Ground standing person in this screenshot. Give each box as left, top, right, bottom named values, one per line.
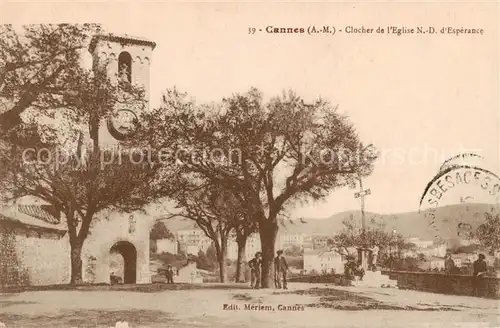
left=443, top=253, right=456, bottom=293
left=444, top=253, right=456, bottom=274
left=369, top=244, right=379, bottom=271
left=274, top=250, right=289, bottom=289
left=248, top=252, right=262, bottom=289
left=166, top=265, right=174, bottom=284
left=472, top=254, right=487, bottom=296
left=344, top=256, right=355, bottom=280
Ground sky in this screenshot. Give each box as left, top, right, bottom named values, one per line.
left=1, top=1, right=498, bottom=219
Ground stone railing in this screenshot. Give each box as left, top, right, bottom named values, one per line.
left=288, top=274, right=351, bottom=286
left=382, top=270, right=500, bottom=299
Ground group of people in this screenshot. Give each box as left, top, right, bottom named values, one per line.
left=248, top=250, right=289, bottom=289
left=344, top=256, right=365, bottom=280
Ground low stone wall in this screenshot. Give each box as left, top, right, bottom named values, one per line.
left=383, top=270, right=500, bottom=299
left=288, top=274, right=351, bottom=286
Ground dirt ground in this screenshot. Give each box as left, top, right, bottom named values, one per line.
left=0, top=283, right=498, bottom=328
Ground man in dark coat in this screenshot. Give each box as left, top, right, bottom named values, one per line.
left=472, top=253, right=487, bottom=296
left=274, top=250, right=289, bottom=289
left=166, top=265, right=175, bottom=284
left=444, top=253, right=456, bottom=274
left=248, top=252, right=262, bottom=289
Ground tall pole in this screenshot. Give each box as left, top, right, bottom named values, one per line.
left=354, top=174, right=371, bottom=270
left=359, top=176, right=366, bottom=245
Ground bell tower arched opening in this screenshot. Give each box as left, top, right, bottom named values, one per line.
left=118, top=51, right=132, bottom=83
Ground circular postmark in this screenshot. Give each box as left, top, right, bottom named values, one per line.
left=106, top=108, right=140, bottom=141
left=419, top=154, right=500, bottom=246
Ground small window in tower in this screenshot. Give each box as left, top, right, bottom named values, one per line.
left=118, top=51, right=132, bottom=83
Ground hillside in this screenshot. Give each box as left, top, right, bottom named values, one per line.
left=281, top=203, right=497, bottom=240
left=160, top=203, right=497, bottom=241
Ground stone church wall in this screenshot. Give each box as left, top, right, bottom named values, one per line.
left=15, top=233, right=70, bottom=285
left=0, top=230, right=70, bottom=286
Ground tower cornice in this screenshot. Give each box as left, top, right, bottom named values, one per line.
left=89, top=33, right=157, bottom=53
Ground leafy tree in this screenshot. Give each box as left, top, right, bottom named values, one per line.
left=165, top=180, right=236, bottom=283
left=150, top=221, right=174, bottom=241
left=284, top=244, right=303, bottom=257
left=139, top=88, right=376, bottom=288
left=157, top=252, right=186, bottom=266
left=206, top=244, right=218, bottom=263
left=453, top=244, right=479, bottom=254
left=149, top=221, right=174, bottom=255
left=0, top=24, right=102, bottom=134
left=286, top=256, right=304, bottom=269
left=475, top=212, right=500, bottom=255
left=226, top=194, right=258, bottom=283
left=0, top=25, right=168, bottom=284
left=196, top=250, right=209, bottom=270
left=332, top=216, right=415, bottom=261
left=149, top=240, right=157, bottom=254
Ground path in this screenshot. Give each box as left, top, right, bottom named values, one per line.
left=0, top=283, right=498, bottom=327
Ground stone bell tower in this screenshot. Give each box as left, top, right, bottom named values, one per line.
left=88, top=33, right=156, bottom=143
left=81, top=34, right=157, bottom=285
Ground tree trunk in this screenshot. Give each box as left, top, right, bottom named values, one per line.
left=218, top=235, right=228, bottom=283
left=259, top=220, right=278, bottom=288
left=235, top=234, right=248, bottom=283
left=70, top=241, right=84, bottom=285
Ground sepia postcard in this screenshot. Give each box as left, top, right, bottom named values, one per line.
left=0, top=1, right=498, bottom=328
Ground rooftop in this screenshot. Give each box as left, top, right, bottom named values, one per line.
left=17, top=204, right=60, bottom=224
left=0, top=211, right=66, bottom=235
left=89, top=33, right=157, bottom=53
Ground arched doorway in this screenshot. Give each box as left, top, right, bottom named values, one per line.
left=109, top=241, right=137, bottom=284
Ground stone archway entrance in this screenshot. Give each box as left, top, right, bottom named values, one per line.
left=109, top=241, right=137, bottom=284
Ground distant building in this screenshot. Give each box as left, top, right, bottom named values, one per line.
left=311, top=235, right=329, bottom=250
left=279, top=233, right=307, bottom=249
left=303, top=235, right=313, bottom=250
left=177, top=229, right=208, bottom=245
left=226, top=233, right=286, bottom=261
left=403, top=237, right=447, bottom=258
left=452, top=253, right=495, bottom=267
left=428, top=257, right=445, bottom=270
left=303, top=250, right=344, bottom=274
left=226, top=234, right=262, bottom=261
left=156, top=238, right=178, bottom=254
left=428, top=244, right=447, bottom=257
left=177, top=229, right=212, bottom=255
left=406, top=237, right=434, bottom=249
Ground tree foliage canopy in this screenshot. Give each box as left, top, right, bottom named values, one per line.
left=332, top=215, right=415, bottom=256
left=150, top=221, right=174, bottom=241
left=475, top=212, right=500, bottom=255
left=137, top=88, right=377, bottom=224
left=0, top=24, right=105, bottom=132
